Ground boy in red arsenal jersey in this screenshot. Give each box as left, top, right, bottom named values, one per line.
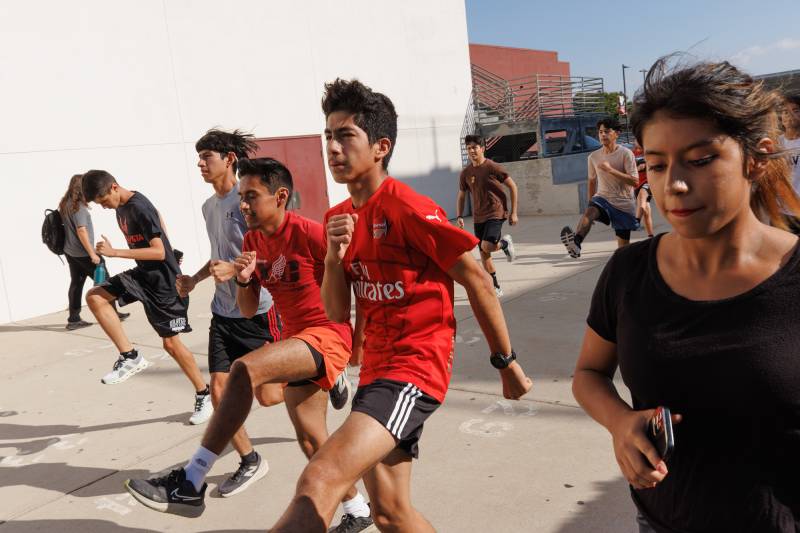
left=125, top=158, right=374, bottom=530
left=271, top=80, right=532, bottom=532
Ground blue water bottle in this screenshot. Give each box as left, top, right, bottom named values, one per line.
left=93, top=263, right=108, bottom=286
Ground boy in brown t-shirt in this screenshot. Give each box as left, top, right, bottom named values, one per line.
left=456, top=134, right=519, bottom=297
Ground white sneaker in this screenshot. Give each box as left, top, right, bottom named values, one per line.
left=501, top=234, right=516, bottom=262
left=495, top=286, right=504, bottom=298
left=189, top=392, right=213, bottom=425
left=101, top=353, right=149, bottom=384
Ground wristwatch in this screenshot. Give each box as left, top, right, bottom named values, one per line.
left=490, top=349, right=517, bottom=369
left=235, top=277, right=253, bottom=288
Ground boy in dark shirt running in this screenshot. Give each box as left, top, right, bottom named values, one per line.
left=82, top=170, right=211, bottom=425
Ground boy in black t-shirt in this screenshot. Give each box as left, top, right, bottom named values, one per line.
left=82, top=170, right=212, bottom=425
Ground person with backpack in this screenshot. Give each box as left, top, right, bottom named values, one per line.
left=58, top=174, right=129, bottom=330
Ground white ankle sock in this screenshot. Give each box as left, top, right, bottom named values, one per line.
left=342, top=492, right=370, bottom=518
left=184, top=446, right=218, bottom=491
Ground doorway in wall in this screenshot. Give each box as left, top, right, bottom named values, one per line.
left=253, top=135, right=329, bottom=222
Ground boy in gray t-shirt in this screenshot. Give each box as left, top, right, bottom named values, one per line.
left=561, top=119, right=640, bottom=258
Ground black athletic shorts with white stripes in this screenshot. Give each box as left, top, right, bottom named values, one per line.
left=351, top=379, right=440, bottom=459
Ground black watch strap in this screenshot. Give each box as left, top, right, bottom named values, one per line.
left=235, top=277, right=253, bottom=288
left=490, top=349, right=516, bottom=369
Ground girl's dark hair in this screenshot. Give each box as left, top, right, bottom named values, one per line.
left=631, top=56, right=800, bottom=227
left=195, top=128, right=258, bottom=173
left=321, top=79, right=398, bottom=170
left=59, top=174, right=86, bottom=216
left=237, top=157, right=293, bottom=197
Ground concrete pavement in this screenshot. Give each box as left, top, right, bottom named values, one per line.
left=0, top=212, right=667, bottom=532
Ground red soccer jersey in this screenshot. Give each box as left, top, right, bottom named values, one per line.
left=243, top=211, right=352, bottom=348
left=633, top=146, right=647, bottom=187
left=325, top=177, right=479, bottom=402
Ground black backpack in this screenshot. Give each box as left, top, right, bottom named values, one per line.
left=42, top=208, right=66, bottom=256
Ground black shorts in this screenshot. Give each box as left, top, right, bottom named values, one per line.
left=352, top=379, right=440, bottom=459
left=635, top=183, right=652, bottom=202
left=208, top=308, right=281, bottom=373
left=286, top=340, right=326, bottom=387
left=101, top=269, right=191, bottom=338
left=473, top=218, right=505, bottom=244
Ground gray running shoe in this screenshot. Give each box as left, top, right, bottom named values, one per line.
left=218, top=452, right=269, bottom=497
left=494, top=286, right=504, bottom=298
left=501, top=234, right=516, bottom=262
left=101, top=353, right=148, bottom=384
left=328, top=512, right=377, bottom=533
left=329, top=371, right=352, bottom=410
left=560, top=226, right=581, bottom=258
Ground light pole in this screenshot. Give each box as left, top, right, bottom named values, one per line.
left=639, top=68, right=647, bottom=84
left=622, top=64, right=630, bottom=137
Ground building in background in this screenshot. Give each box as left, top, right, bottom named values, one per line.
left=461, top=44, right=606, bottom=217
left=0, top=0, right=471, bottom=323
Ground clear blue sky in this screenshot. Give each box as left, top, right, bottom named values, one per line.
left=465, top=0, right=799, bottom=96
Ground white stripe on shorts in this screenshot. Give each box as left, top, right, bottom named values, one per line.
left=395, top=388, right=422, bottom=437
left=386, top=383, right=421, bottom=438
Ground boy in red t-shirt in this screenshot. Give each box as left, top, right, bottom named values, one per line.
left=271, top=79, right=533, bottom=532
left=633, top=141, right=654, bottom=238
left=125, top=158, right=374, bottom=530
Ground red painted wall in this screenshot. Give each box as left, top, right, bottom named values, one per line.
left=253, top=135, right=329, bottom=223
left=469, top=44, right=570, bottom=80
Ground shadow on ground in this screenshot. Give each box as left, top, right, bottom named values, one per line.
left=555, top=477, right=636, bottom=533
left=0, top=519, right=261, bottom=532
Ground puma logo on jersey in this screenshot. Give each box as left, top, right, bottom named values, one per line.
left=425, top=210, right=442, bottom=222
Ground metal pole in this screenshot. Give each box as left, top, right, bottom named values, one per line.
left=639, top=69, right=647, bottom=84
left=622, top=64, right=630, bottom=138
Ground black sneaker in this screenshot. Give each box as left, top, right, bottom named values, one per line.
left=328, top=512, right=376, bottom=533
left=218, top=452, right=269, bottom=497
left=125, top=468, right=206, bottom=513
left=117, top=311, right=131, bottom=321
left=66, top=320, right=92, bottom=331
left=560, top=226, right=581, bottom=258
left=329, top=371, right=351, bottom=410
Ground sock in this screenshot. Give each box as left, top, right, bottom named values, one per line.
left=499, top=239, right=508, bottom=251
left=489, top=272, right=500, bottom=289
left=120, top=349, right=138, bottom=360
left=241, top=449, right=258, bottom=464
left=184, top=446, right=218, bottom=491
left=196, top=385, right=210, bottom=396
left=574, top=234, right=584, bottom=246
left=342, top=492, right=371, bottom=518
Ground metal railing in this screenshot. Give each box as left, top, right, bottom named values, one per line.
left=470, top=65, right=606, bottom=128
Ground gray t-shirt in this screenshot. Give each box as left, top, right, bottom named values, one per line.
left=588, top=145, right=638, bottom=214
left=202, top=183, right=272, bottom=318
left=62, top=201, right=93, bottom=257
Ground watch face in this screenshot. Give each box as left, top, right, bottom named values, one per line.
left=490, top=353, right=507, bottom=369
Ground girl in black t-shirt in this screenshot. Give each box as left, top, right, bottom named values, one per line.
left=573, top=57, right=800, bottom=533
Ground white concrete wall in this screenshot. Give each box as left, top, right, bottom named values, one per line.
left=0, top=0, right=472, bottom=323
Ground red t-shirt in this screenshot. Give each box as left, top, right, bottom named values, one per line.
left=325, top=177, right=479, bottom=402
left=242, top=211, right=352, bottom=348
left=633, top=146, right=647, bottom=187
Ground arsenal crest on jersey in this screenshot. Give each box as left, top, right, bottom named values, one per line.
left=372, top=218, right=388, bottom=238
